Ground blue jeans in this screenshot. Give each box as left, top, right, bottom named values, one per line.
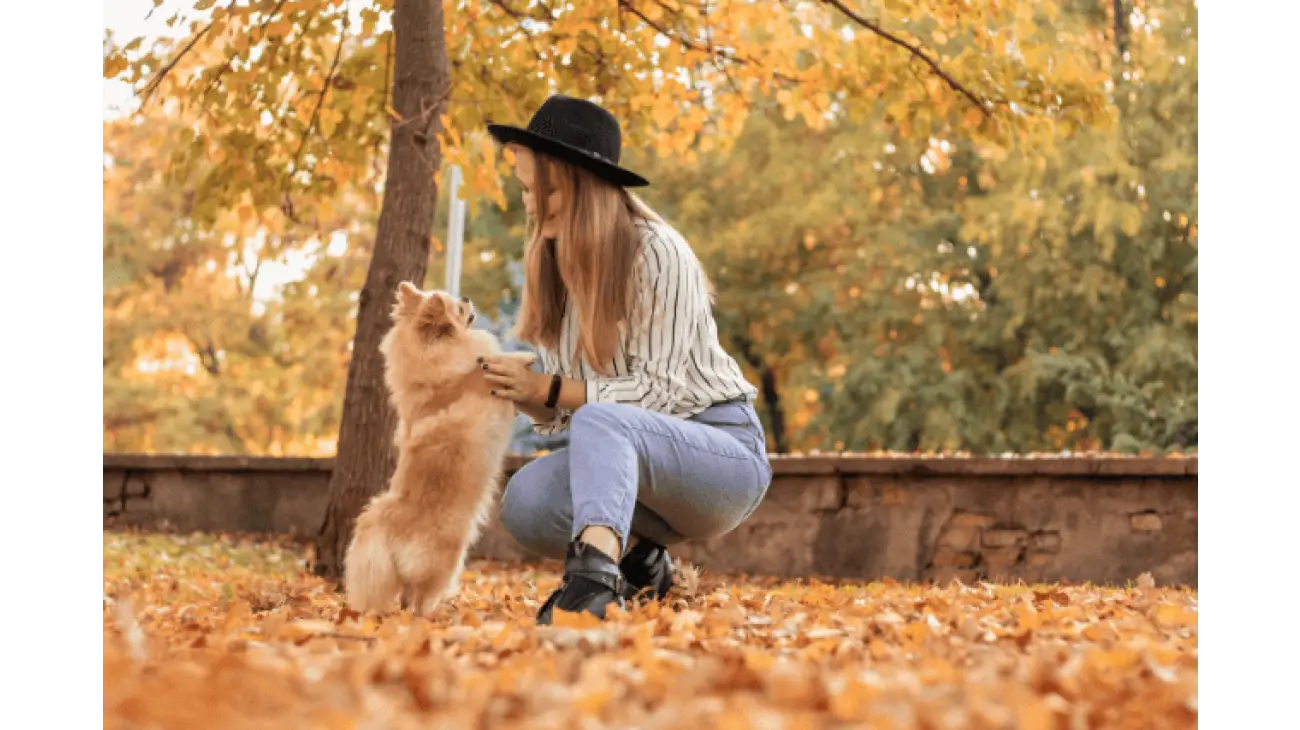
left=499, top=401, right=773, bottom=558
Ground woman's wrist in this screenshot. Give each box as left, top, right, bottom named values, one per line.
left=541, top=373, right=563, bottom=409
left=555, top=376, right=587, bottom=411
left=516, top=400, right=558, bottom=423
left=531, top=373, right=588, bottom=411
left=529, top=371, right=554, bottom=406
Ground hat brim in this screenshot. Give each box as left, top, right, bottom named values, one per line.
left=487, top=124, right=650, bottom=188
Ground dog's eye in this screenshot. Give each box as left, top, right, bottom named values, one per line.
left=457, top=304, right=464, bottom=316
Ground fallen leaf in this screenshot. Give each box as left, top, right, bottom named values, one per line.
left=103, top=531, right=1198, bottom=729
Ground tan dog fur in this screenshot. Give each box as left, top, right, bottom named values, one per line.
left=344, top=282, right=527, bottom=616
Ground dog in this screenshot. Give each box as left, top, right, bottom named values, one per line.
left=344, top=282, right=526, bottom=616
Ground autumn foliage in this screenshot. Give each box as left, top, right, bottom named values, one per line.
left=103, top=0, right=1197, bottom=458
left=104, top=531, right=1197, bottom=729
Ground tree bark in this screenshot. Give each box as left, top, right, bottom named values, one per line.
left=1112, top=0, right=1129, bottom=60
left=313, top=0, right=450, bottom=580
left=757, top=366, right=789, bottom=454
left=734, top=335, right=789, bottom=454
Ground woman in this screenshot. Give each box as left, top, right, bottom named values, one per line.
left=479, top=95, right=772, bottom=624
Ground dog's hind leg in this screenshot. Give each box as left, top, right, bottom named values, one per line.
left=399, top=541, right=472, bottom=618
left=446, top=560, right=465, bottom=598
left=344, top=509, right=401, bottom=614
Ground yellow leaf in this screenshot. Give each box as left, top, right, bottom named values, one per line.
left=1121, top=206, right=1143, bottom=237
left=551, top=608, right=603, bottom=630
left=1155, top=604, right=1197, bottom=627
left=651, top=99, right=676, bottom=130
left=320, top=109, right=341, bottom=138
left=222, top=599, right=251, bottom=634
left=1016, top=697, right=1057, bottom=730
left=1013, top=602, right=1041, bottom=631
left=572, top=686, right=612, bottom=715
left=103, top=54, right=128, bottom=79
left=744, top=650, right=776, bottom=672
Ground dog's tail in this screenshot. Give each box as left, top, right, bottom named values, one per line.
left=343, top=510, right=400, bottom=613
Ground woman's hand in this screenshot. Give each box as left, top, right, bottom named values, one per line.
left=479, top=353, right=549, bottom=404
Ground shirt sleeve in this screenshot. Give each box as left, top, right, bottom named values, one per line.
left=584, top=228, right=705, bottom=413
left=531, top=407, right=572, bottom=435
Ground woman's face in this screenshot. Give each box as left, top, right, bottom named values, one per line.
left=510, top=145, right=564, bottom=234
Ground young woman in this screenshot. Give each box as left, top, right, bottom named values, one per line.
left=479, top=95, right=772, bottom=624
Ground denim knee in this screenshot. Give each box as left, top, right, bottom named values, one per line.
left=570, top=401, right=636, bottom=432
left=499, top=471, right=569, bottom=559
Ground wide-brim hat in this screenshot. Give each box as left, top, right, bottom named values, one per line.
left=487, top=95, right=650, bottom=188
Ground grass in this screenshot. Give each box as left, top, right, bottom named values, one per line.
left=104, top=530, right=1197, bottom=729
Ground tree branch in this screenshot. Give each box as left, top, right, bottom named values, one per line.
left=618, top=0, right=798, bottom=86
left=143, top=0, right=276, bottom=106
left=183, top=332, right=223, bottom=376
left=819, top=0, right=991, bottom=118
left=284, top=13, right=349, bottom=223
left=142, top=18, right=219, bottom=106
left=371, top=31, right=395, bottom=185
left=246, top=253, right=264, bottom=299
left=486, top=0, right=550, bottom=70
left=198, top=0, right=291, bottom=100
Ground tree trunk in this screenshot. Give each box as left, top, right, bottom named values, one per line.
left=734, top=335, right=789, bottom=454
left=1112, top=0, right=1129, bottom=60
left=313, top=0, right=450, bottom=580
left=757, top=366, right=789, bottom=454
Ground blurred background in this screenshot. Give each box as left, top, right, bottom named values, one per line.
left=103, top=0, right=1197, bottom=459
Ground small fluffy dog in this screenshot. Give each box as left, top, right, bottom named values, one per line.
left=344, top=282, right=525, bottom=616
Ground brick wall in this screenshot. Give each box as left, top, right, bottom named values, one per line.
left=103, top=454, right=1197, bottom=587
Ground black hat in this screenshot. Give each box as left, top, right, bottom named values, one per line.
left=487, top=95, right=650, bottom=188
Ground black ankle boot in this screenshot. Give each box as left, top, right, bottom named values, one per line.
left=619, top=540, right=674, bottom=602
left=536, top=541, right=626, bottom=625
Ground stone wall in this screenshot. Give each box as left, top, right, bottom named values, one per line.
left=104, top=454, right=1198, bottom=587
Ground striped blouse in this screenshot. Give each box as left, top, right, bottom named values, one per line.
left=532, top=219, right=758, bottom=435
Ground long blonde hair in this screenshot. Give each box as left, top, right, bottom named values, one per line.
left=514, top=151, right=662, bottom=375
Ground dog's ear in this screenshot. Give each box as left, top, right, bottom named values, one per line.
left=392, top=281, right=423, bottom=321
left=416, top=295, right=457, bottom=339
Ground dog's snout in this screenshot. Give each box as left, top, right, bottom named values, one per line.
left=460, top=296, right=469, bottom=303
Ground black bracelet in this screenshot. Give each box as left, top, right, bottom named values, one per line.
left=544, top=374, right=563, bottom=409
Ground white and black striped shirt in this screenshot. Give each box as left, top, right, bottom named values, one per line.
left=533, top=219, right=758, bottom=435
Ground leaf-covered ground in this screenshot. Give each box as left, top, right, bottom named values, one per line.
left=104, top=531, right=1197, bottom=729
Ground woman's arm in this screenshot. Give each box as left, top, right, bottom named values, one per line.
left=481, top=228, right=704, bottom=416
left=479, top=361, right=587, bottom=413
